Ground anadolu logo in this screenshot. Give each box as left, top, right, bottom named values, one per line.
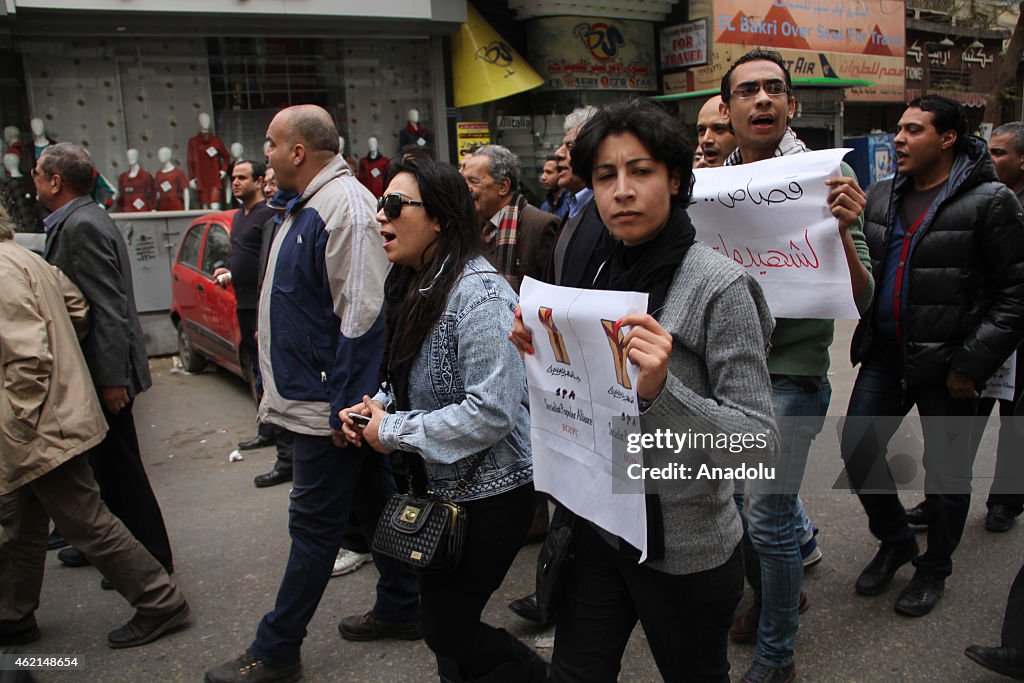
left=475, top=41, right=516, bottom=77
left=574, top=23, right=625, bottom=62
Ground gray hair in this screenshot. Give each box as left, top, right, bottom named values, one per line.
left=40, top=142, right=95, bottom=195
left=471, top=145, right=521, bottom=191
left=993, top=122, right=1024, bottom=155
left=564, top=106, right=598, bottom=133
left=0, top=204, right=14, bottom=241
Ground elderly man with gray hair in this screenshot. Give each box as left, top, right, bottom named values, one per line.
left=462, top=144, right=559, bottom=292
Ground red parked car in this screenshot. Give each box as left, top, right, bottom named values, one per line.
left=169, top=211, right=254, bottom=395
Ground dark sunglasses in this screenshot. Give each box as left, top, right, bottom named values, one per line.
left=377, top=193, right=424, bottom=220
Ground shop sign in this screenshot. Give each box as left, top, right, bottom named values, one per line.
left=678, top=0, right=905, bottom=102
left=496, top=115, right=532, bottom=131
left=456, top=122, right=491, bottom=158
left=526, top=16, right=656, bottom=91
left=11, top=0, right=453, bottom=19
left=661, top=19, right=708, bottom=69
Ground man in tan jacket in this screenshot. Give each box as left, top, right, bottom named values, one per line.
left=0, top=206, right=190, bottom=649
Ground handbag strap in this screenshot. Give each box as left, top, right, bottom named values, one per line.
left=405, top=449, right=489, bottom=501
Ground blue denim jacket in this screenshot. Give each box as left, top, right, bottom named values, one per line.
left=375, top=256, right=533, bottom=502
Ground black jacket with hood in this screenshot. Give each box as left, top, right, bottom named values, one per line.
left=852, top=135, right=1024, bottom=389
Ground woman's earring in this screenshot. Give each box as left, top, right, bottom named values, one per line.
left=434, top=224, right=442, bottom=234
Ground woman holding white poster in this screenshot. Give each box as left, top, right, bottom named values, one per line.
left=514, top=99, right=780, bottom=682
left=338, top=157, right=544, bottom=682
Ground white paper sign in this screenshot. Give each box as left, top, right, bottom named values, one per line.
left=983, top=352, right=1017, bottom=401
left=132, top=198, right=145, bottom=210
left=690, top=148, right=858, bottom=319
left=370, top=167, right=381, bottom=178
left=206, top=146, right=218, bottom=158
left=160, top=180, right=173, bottom=192
left=520, top=277, right=650, bottom=560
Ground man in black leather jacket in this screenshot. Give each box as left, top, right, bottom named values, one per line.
left=841, top=95, right=1024, bottom=618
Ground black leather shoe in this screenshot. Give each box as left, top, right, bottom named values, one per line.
left=47, top=530, right=68, bottom=551
left=904, top=500, right=929, bottom=528
left=986, top=504, right=1019, bottom=533
left=740, top=661, right=796, bottom=683
left=855, top=539, right=918, bottom=596
left=238, top=435, right=275, bottom=451
left=57, top=546, right=90, bottom=567
left=0, top=617, right=41, bottom=646
left=107, top=601, right=191, bottom=648
left=254, top=468, right=293, bottom=488
left=205, top=651, right=302, bottom=683
left=508, top=593, right=554, bottom=624
left=337, top=611, right=422, bottom=642
left=894, top=570, right=944, bottom=617
left=965, top=645, right=1024, bottom=680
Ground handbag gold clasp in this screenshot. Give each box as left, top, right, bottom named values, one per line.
left=401, top=505, right=420, bottom=523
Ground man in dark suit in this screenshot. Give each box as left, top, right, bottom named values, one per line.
left=544, top=105, right=614, bottom=289
left=35, top=142, right=173, bottom=577
left=462, top=145, right=558, bottom=293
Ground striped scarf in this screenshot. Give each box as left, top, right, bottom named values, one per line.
left=493, top=193, right=527, bottom=277
left=723, top=126, right=809, bottom=166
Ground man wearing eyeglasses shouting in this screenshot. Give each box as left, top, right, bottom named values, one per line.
left=206, top=105, right=419, bottom=683
left=719, top=49, right=873, bottom=683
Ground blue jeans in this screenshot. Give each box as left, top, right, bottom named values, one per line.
left=250, top=434, right=419, bottom=666
left=840, top=347, right=975, bottom=579
left=746, top=375, right=830, bottom=668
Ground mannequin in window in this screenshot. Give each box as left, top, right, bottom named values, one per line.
left=155, top=147, right=190, bottom=211
left=398, top=108, right=431, bottom=152
left=338, top=135, right=357, bottom=171
left=4, top=125, right=32, bottom=179
left=0, top=152, right=41, bottom=232
left=117, top=148, right=156, bottom=212
left=356, top=136, right=389, bottom=198
left=186, top=112, right=228, bottom=209
left=30, top=118, right=56, bottom=164
left=225, top=142, right=244, bottom=208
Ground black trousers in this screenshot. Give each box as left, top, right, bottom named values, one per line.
left=419, top=483, right=537, bottom=680
left=550, top=522, right=743, bottom=683
left=239, top=307, right=294, bottom=470
left=973, top=395, right=1024, bottom=513
left=1003, top=561, right=1024, bottom=648
left=88, top=399, right=173, bottom=570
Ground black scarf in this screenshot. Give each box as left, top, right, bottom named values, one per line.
left=593, top=203, right=696, bottom=562
left=593, top=204, right=696, bottom=315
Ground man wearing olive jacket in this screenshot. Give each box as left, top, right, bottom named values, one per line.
left=842, top=95, right=1024, bottom=618
left=0, top=209, right=188, bottom=649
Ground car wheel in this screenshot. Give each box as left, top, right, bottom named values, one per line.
left=178, top=325, right=207, bottom=373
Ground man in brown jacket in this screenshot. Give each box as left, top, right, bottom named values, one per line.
left=0, top=207, right=189, bottom=649
left=462, top=145, right=559, bottom=292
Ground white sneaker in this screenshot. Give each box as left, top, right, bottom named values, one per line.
left=332, top=549, right=372, bottom=577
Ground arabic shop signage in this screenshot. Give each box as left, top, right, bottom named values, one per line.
left=674, top=0, right=906, bottom=103
left=526, top=16, right=657, bottom=91
left=661, top=18, right=709, bottom=69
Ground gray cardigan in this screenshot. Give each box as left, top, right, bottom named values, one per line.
left=598, top=242, right=779, bottom=575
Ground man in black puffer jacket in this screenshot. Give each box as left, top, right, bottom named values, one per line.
left=841, top=95, right=1024, bottom=619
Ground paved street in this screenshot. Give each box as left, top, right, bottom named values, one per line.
left=23, top=321, right=1023, bottom=682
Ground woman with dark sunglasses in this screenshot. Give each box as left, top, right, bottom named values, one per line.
left=339, top=157, right=545, bottom=682
left=511, top=99, right=779, bottom=681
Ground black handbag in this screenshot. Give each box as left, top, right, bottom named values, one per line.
left=534, top=503, right=576, bottom=622
left=372, top=450, right=487, bottom=573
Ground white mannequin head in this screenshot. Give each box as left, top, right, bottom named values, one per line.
left=3, top=153, right=20, bottom=177
left=230, top=142, right=243, bottom=159
left=198, top=112, right=211, bottom=132
left=263, top=140, right=271, bottom=158
left=30, top=118, right=46, bottom=138
left=126, top=148, right=140, bottom=166
left=338, top=136, right=346, bottom=156
left=368, top=136, right=379, bottom=154
left=3, top=126, right=18, bottom=145
left=157, top=147, right=172, bottom=164
left=408, top=109, right=420, bottom=124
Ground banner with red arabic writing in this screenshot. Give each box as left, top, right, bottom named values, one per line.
left=526, top=16, right=656, bottom=91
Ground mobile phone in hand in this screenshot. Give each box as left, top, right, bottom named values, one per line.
left=346, top=412, right=371, bottom=427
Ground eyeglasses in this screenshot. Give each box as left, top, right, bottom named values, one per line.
left=731, top=80, right=789, bottom=99
left=377, top=193, right=424, bottom=220
left=30, top=168, right=44, bottom=178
